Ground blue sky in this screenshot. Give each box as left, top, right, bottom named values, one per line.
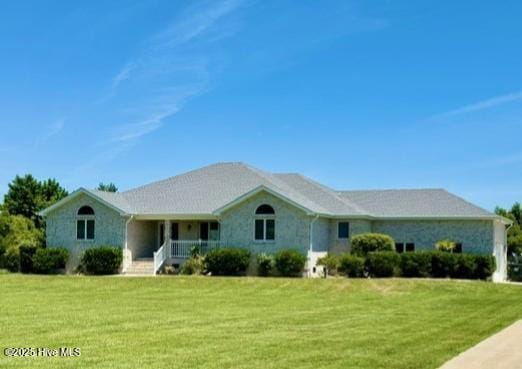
left=0, top=0, right=521, bottom=211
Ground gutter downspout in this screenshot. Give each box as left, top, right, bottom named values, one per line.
left=504, top=222, right=513, bottom=281
left=308, top=215, right=319, bottom=277
left=123, top=215, right=134, bottom=273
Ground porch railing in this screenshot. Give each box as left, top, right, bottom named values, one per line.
left=170, top=240, right=222, bottom=259
left=153, top=241, right=168, bottom=275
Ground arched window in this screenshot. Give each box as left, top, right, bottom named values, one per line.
left=254, top=204, right=275, bottom=241
left=255, top=204, right=275, bottom=215
left=77, top=206, right=95, bottom=240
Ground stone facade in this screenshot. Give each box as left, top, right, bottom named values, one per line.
left=45, top=193, right=127, bottom=271
left=220, top=191, right=311, bottom=255
left=372, top=219, right=494, bottom=254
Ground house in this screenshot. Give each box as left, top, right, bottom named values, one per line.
left=40, top=162, right=511, bottom=280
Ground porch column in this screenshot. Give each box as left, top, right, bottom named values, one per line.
left=164, top=220, right=171, bottom=244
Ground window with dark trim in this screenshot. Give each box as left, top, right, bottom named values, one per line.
left=338, top=222, right=349, bottom=239
left=396, top=243, right=415, bottom=253
left=254, top=205, right=275, bottom=241
left=405, top=243, right=415, bottom=252
left=77, top=206, right=95, bottom=240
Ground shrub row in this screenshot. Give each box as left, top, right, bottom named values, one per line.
left=180, top=248, right=307, bottom=277
left=0, top=245, right=69, bottom=274
left=323, top=251, right=496, bottom=280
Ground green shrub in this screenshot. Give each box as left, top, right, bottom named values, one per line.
left=508, top=259, right=522, bottom=282
left=256, top=253, right=274, bottom=277
left=317, top=254, right=340, bottom=276
left=452, top=254, right=477, bottom=279
left=0, top=248, right=19, bottom=272
left=32, top=247, right=69, bottom=274
left=400, top=252, right=432, bottom=278
left=365, top=251, right=400, bottom=278
left=274, top=249, right=306, bottom=277
left=474, top=255, right=496, bottom=280
left=431, top=251, right=457, bottom=278
left=435, top=239, right=457, bottom=252
left=81, top=246, right=122, bottom=275
left=205, top=248, right=251, bottom=276
left=19, top=245, right=38, bottom=273
left=180, top=256, right=204, bottom=275
left=351, top=233, right=395, bottom=256
left=338, top=254, right=365, bottom=277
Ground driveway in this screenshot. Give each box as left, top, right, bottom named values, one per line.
left=439, top=320, right=522, bottom=369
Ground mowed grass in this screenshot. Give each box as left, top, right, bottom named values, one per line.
left=0, top=275, right=521, bottom=369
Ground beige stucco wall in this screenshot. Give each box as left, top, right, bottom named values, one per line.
left=220, top=191, right=311, bottom=255
left=127, top=220, right=157, bottom=258
left=45, top=193, right=126, bottom=271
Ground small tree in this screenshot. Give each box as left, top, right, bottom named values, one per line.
left=97, top=183, right=118, bottom=192
left=351, top=233, right=395, bottom=256
left=435, top=239, right=457, bottom=253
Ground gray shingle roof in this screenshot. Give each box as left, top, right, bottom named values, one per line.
left=46, top=162, right=498, bottom=220
left=338, top=189, right=494, bottom=218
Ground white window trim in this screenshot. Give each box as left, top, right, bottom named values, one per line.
left=337, top=221, right=350, bottom=240
left=253, top=216, right=275, bottom=243
left=76, top=216, right=95, bottom=241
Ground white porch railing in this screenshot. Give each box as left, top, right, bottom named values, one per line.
left=153, top=241, right=168, bottom=275
left=170, top=240, right=222, bottom=259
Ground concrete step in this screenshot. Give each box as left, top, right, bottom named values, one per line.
left=125, top=260, right=155, bottom=276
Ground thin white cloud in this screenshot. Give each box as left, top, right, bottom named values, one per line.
left=101, top=0, right=244, bottom=147
left=430, top=90, right=522, bottom=119
left=34, top=118, right=66, bottom=149
left=151, top=0, right=244, bottom=50
left=112, top=62, right=136, bottom=89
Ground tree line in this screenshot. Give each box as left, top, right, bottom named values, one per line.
left=494, top=203, right=522, bottom=256
left=0, top=175, right=117, bottom=265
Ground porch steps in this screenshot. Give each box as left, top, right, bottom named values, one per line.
left=125, top=258, right=155, bottom=276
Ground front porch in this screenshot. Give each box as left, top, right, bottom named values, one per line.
left=124, top=219, right=224, bottom=275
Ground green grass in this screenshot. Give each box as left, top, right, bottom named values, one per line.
left=0, top=275, right=521, bottom=369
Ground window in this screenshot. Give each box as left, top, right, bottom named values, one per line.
left=255, top=204, right=275, bottom=215
left=338, top=222, right=349, bottom=239
left=199, top=222, right=220, bottom=241
left=396, top=243, right=415, bottom=253
left=454, top=243, right=463, bottom=253
left=171, top=223, right=179, bottom=241
left=254, top=205, right=275, bottom=241
left=405, top=243, right=415, bottom=252
left=77, top=206, right=95, bottom=240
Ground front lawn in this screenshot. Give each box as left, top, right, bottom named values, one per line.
left=0, top=275, right=521, bottom=369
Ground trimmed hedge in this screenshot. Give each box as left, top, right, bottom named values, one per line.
left=81, top=246, right=122, bottom=275
left=351, top=233, right=395, bottom=256
left=32, top=247, right=69, bottom=274
left=19, top=245, right=38, bottom=273
left=274, top=249, right=306, bottom=277
left=256, top=253, right=274, bottom=277
left=338, top=254, right=365, bottom=277
left=474, top=255, right=496, bottom=280
left=400, top=252, right=432, bottom=278
left=365, top=251, right=400, bottom=278
left=205, top=248, right=251, bottom=276
left=317, top=254, right=340, bottom=276
left=431, top=251, right=458, bottom=278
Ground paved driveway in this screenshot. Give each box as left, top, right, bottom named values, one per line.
left=439, top=320, right=522, bottom=369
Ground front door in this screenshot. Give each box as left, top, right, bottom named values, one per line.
left=159, top=223, right=165, bottom=247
